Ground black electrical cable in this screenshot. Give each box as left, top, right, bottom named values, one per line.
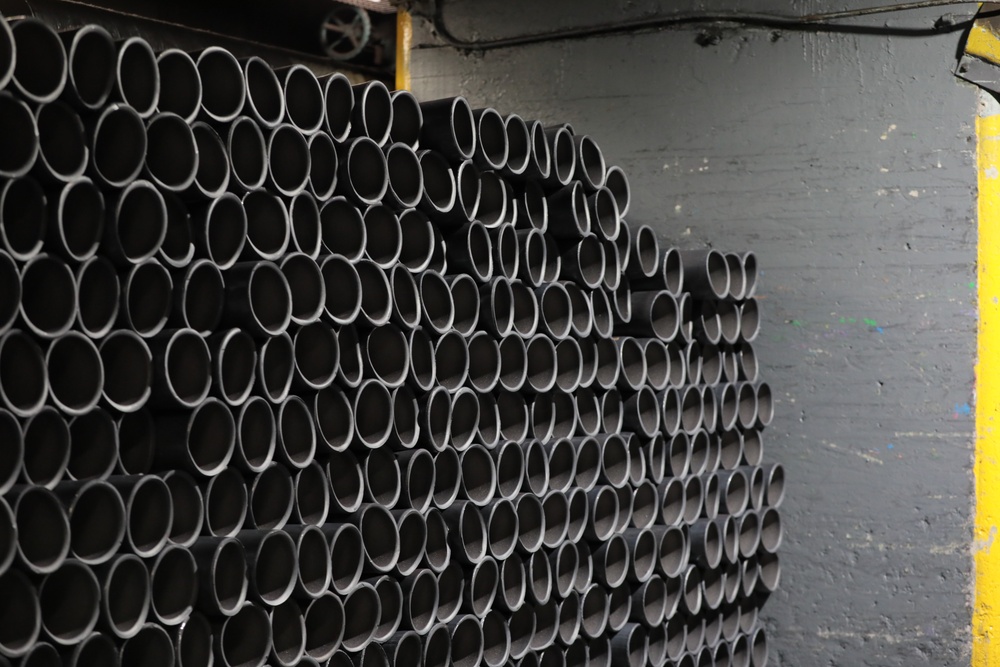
left=418, top=0, right=990, bottom=51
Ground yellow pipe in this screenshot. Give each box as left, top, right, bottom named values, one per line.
left=395, top=10, right=412, bottom=91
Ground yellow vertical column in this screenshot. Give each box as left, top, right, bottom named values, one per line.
left=395, top=10, right=412, bottom=91
left=975, top=110, right=1000, bottom=666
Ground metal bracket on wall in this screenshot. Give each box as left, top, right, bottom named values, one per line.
left=956, top=3, right=1000, bottom=94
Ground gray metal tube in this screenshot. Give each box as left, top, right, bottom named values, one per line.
left=0, top=569, right=40, bottom=657
left=680, top=565, right=702, bottom=616
left=630, top=480, right=658, bottom=530
left=530, top=598, right=559, bottom=650
left=525, top=335, right=558, bottom=394
left=473, top=107, right=509, bottom=170
left=42, top=333, right=101, bottom=418
left=390, top=89, right=422, bottom=149
left=88, top=104, right=148, bottom=186
left=152, top=397, right=235, bottom=477
left=759, top=507, right=783, bottom=554
left=319, top=198, right=365, bottom=261
left=420, top=96, right=475, bottom=161
left=625, top=224, right=659, bottom=281
left=19, top=254, right=76, bottom=340
left=265, top=123, right=312, bottom=197
left=384, top=143, right=423, bottom=211
left=104, top=180, right=168, bottom=266
left=679, top=249, right=730, bottom=300
left=657, top=469, right=686, bottom=525
left=190, top=537, right=247, bottom=617
left=318, top=72, right=353, bottom=142
left=483, top=498, right=518, bottom=560
left=397, top=449, right=434, bottom=512
left=0, top=252, right=18, bottom=337
left=510, top=281, right=544, bottom=339
left=350, top=80, right=392, bottom=146
left=173, top=612, right=212, bottom=667
left=225, top=115, right=267, bottom=195
left=240, top=190, right=290, bottom=261
left=156, top=48, right=201, bottom=123
left=247, top=463, right=294, bottom=530
left=213, top=603, right=271, bottom=667
left=515, top=493, right=545, bottom=554
left=157, top=196, right=202, bottom=266
left=163, top=471, right=203, bottom=548
left=610, top=624, right=646, bottom=667
left=221, top=260, right=292, bottom=336
left=498, top=391, right=530, bottom=444
left=531, top=394, right=556, bottom=443
left=584, top=486, right=619, bottom=542
left=459, top=441, right=495, bottom=504
left=275, top=396, right=316, bottom=470
left=575, top=390, right=601, bottom=442
left=193, top=46, right=245, bottom=124
left=479, top=276, right=514, bottom=338
left=557, top=590, right=582, bottom=646
left=234, top=396, right=276, bottom=473
left=496, top=552, right=526, bottom=613
left=421, top=389, right=452, bottom=454
left=444, top=501, right=488, bottom=566
left=682, top=474, right=704, bottom=526
left=545, top=438, right=578, bottom=495
left=236, top=528, right=297, bottom=607
left=319, top=256, right=361, bottom=329
left=541, top=491, right=570, bottom=550
left=417, top=149, right=456, bottom=216
left=320, top=523, right=362, bottom=596
left=322, top=453, right=364, bottom=514
left=449, top=615, right=485, bottom=667
left=501, top=113, right=531, bottom=177
left=66, top=631, right=119, bottom=667
left=11, top=18, right=67, bottom=104
left=420, top=269, right=455, bottom=335
left=338, top=137, right=388, bottom=206
left=281, top=254, right=325, bottom=327
left=363, top=205, right=402, bottom=269
left=559, top=234, right=605, bottom=291
left=119, top=258, right=172, bottom=338
left=481, top=611, right=512, bottom=667
left=595, top=434, right=629, bottom=489
left=301, top=594, right=343, bottom=662
left=612, top=486, right=633, bottom=534
left=0, top=496, right=12, bottom=575
left=21, top=406, right=72, bottom=489
left=653, top=525, right=689, bottom=579
left=629, top=576, right=667, bottom=627
left=489, top=440, right=524, bottom=500
left=120, top=623, right=175, bottom=667
left=447, top=274, right=481, bottom=336
left=361, top=324, right=409, bottom=389
left=209, top=328, right=257, bottom=407
left=268, top=599, right=305, bottom=667
left=202, top=468, right=248, bottom=538
left=110, top=37, right=159, bottom=118
left=507, top=606, right=536, bottom=661
left=61, top=24, right=113, bottom=111
left=191, top=193, right=245, bottom=270
left=0, top=92, right=38, bottom=180
left=476, top=392, right=504, bottom=448
left=461, top=557, right=499, bottom=618
left=340, top=582, right=380, bottom=652
left=362, top=448, right=402, bottom=508
left=435, top=330, right=470, bottom=392
left=143, top=112, right=197, bottom=193
left=389, top=510, right=425, bottom=578
left=173, top=259, right=224, bottom=334
left=397, top=208, right=434, bottom=273
left=10, top=486, right=68, bottom=574
left=58, top=480, right=126, bottom=566
left=491, top=222, right=520, bottom=280
left=436, top=562, right=464, bottom=624
left=366, top=575, right=403, bottom=642
left=398, top=570, right=438, bottom=634
left=593, top=533, right=628, bottom=589
left=33, top=101, right=87, bottom=183
left=351, top=379, right=393, bottom=449
left=150, top=545, right=197, bottom=626
left=447, top=221, right=494, bottom=283
left=622, top=386, right=660, bottom=439
left=109, top=475, right=173, bottom=559
left=39, top=560, right=100, bottom=645
left=354, top=259, right=393, bottom=327
left=701, top=472, right=721, bottom=521
left=182, top=121, right=230, bottom=201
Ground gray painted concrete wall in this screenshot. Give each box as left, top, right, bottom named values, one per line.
left=410, top=3, right=979, bottom=663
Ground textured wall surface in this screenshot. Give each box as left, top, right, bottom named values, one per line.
left=410, top=3, right=980, bottom=663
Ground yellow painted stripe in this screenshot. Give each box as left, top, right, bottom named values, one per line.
left=968, top=21, right=1000, bottom=67
left=976, top=112, right=1000, bottom=666
left=395, top=10, right=412, bottom=91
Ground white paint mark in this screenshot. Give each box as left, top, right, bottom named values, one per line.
left=908, top=190, right=920, bottom=198
left=986, top=166, right=999, bottom=180
left=674, top=204, right=682, bottom=213
left=879, top=167, right=889, bottom=173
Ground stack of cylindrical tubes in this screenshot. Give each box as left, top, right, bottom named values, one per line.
left=0, top=12, right=783, bottom=667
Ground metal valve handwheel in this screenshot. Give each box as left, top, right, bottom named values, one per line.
left=322, top=4, right=372, bottom=60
